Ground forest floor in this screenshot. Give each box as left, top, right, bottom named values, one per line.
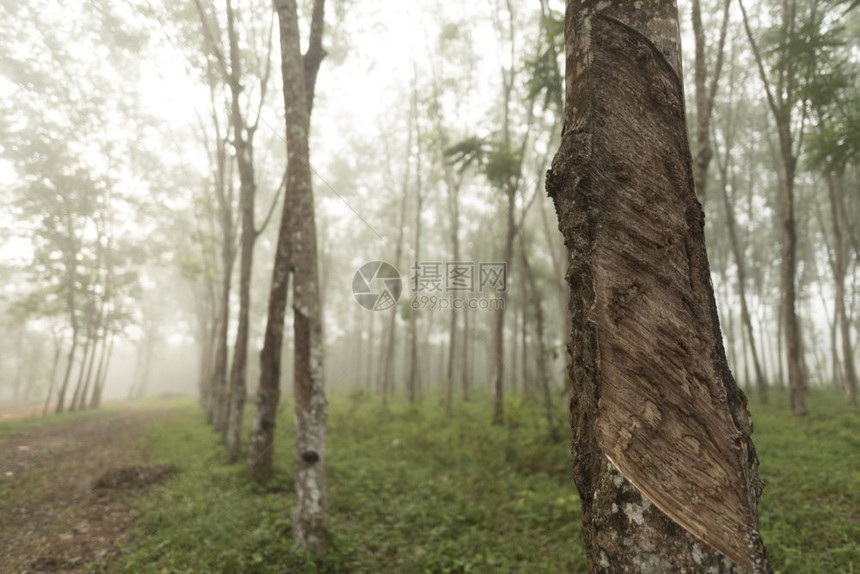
left=0, top=391, right=857, bottom=573
left=0, top=401, right=178, bottom=573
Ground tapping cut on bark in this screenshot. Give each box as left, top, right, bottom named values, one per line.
left=546, top=1, right=771, bottom=572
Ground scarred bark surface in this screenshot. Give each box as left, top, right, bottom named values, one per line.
left=547, top=1, right=771, bottom=572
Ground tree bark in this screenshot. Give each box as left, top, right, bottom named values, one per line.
left=827, top=175, right=857, bottom=405
left=547, top=1, right=771, bottom=571
left=249, top=0, right=327, bottom=553
left=275, top=0, right=326, bottom=550
left=223, top=0, right=274, bottom=461
left=247, top=0, right=324, bottom=482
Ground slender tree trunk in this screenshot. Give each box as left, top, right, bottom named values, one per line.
left=224, top=142, right=256, bottom=459
left=739, top=0, right=806, bottom=415
left=519, top=233, right=559, bottom=438
left=381, top=130, right=412, bottom=404
left=776, top=296, right=785, bottom=389
left=547, top=2, right=770, bottom=571
left=781, top=167, right=807, bottom=414
left=275, top=0, right=326, bottom=549
left=540, top=198, right=572, bottom=388
left=223, top=0, right=270, bottom=461
left=444, top=216, right=460, bottom=415
left=250, top=0, right=328, bottom=552
left=247, top=246, right=290, bottom=480
left=511, top=295, right=519, bottom=394
left=740, top=308, right=751, bottom=391
left=69, top=329, right=93, bottom=412
left=248, top=0, right=325, bottom=482
left=77, top=333, right=101, bottom=411
left=90, top=333, right=114, bottom=408
left=721, top=281, right=737, bottom=374
left=461, top=308, right=471, bottom=401
left=720, top=176, right=768, bottom=402
left=43, top=334, right=64, bottom=416
left=520, top=290, right=529, bottom=395
left=828, top=301, right=842, bottom=389
left=407, top=94, right=423, bottom=405
left=364, top=310, right=375, bottom=391
left=490, top=190, right=514, bottom=424
left=828, top=176, right=857, bottom=405
left=205, top=108, right=236, bottom=430
left=211, top=227, right=234, bottom=428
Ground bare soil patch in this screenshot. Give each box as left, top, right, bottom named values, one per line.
left=0, top=409, right=171, bottom=573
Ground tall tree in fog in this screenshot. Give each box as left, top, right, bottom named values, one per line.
left=380, top=111, right=414, bottom=405
left=197, top=77, right=237, bottom=426
left=272, top=0, right=327, bottom=549
left=826, top=175, right=858, bottom=405
left=713, top=52, right=769, bottom=403
left=805, top=13, right=860, bottom=404
left=547, top=0, right=770, bottom=570
left=193, top=0, right=275, bottom=458
left=739, top=0, right=812, bottom=415
left=247, top=3, right=327, bottom=551
left=406, top=85, right=425, bottom=405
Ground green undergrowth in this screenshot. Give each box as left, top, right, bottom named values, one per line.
left=104, top=390, right=856, bottom=573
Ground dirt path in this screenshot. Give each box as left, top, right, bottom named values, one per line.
left=0, top=408, right=173, bottom=573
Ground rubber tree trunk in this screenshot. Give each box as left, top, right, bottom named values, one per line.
left=275, top=0, right=326, bottom=550
left=827, top=175, right=857, bottom=405
left=546, top=1, right=771, bottom=571
left=739, top=0, right=806, bottom=416
left=247, top=0, right=324, bottom=484
left=443, top=186, right=460, bottom=415
left=250, top=0, right=328, bottom=552
left=69, top=329, right=92, bottom=412
left=489, top=189, right=514, bottom=425
left=518, top=233, right=559, bottom=439
left=43, top=335, right=63, bottom=416
left=90, top=334, right=114, bottom=408
left=211, top=224, right=234, bottom=428
left=462, top=308, right=471, bottom=400
left=720, top=174, right=767, bottom=403
left=224, top=0, right=262, bottom=462
left=406, top=95, right=423, bottom=405
left=381, top=146, right=410, bottom=404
